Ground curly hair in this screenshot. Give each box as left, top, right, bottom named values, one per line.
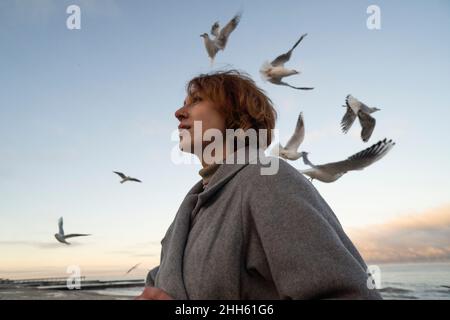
left=186, top=70, right=277, bottom=147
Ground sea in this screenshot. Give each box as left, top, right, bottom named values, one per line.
left=96, top=262, right=450, bottom=300
left=1, top=262, right=449, bottom=300
left=374, top=262, right=450, bottom=299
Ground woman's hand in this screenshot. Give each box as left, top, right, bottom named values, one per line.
left=135, top=286, right=174, bottom=300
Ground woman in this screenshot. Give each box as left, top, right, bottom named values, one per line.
left=136, top=70, right=381, bottom=300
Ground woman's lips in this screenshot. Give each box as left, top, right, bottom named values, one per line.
left=178, top=124, right=191, bottom=130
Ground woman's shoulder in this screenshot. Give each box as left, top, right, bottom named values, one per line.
left=238, top=156, right=308, bottom=187
left=235, top=157, right=344, bottom=237
left=236, top=156, right=332, bottom=211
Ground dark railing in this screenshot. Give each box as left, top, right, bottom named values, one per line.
left=11, top=276, right=86, bottom=284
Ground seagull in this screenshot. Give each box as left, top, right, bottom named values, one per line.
left=125, top=263, right=141, bottom=275
left=113, top=171, right=142, bottom=184
left=341, top=95, right=381, bottom=142
left=260, top=33, right=314, bottom=90
left=271, top=112, right=305, bottom=160
left=54, top=217, right=91, bottom=245
left=299, top=138, right=395, bottom=183
left=200, top=12, right=242, bottom=65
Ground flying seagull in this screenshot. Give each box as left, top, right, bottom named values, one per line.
left=341, top=95, right=381, bottom=142
left=260, top=33, right=314, bottom=90
left=299, top=138, right=395, bottom=183
left=113, top=171, right=142, bottom=184
left=200, top=12, right=242, bottom=65
left=271, top=112, right=305, bottom=160
left=54, top=217, right=91, bottom=245
left=125, top=263, right=141, bottom=275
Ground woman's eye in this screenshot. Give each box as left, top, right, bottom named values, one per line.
left=185, top=95, right=202, bottom=107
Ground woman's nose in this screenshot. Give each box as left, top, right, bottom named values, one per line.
left=175, top=106, right=188, bottom=121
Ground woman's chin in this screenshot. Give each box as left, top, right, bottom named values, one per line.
left=179, top=141, right=193, bottom=154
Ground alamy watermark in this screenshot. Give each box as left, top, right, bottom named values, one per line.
left=366, top=265, right=382, bottom=289
left=66, top=265, right=82, bottom=289
left=66, top=5, right=81, bottom=30
left=367, top=5, right=381, bottom=30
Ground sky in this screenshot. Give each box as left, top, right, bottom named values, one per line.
left=0, top=0, right=449, bottom=279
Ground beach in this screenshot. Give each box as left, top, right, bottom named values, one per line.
left=1, top=262, right=449, bottom=300
left=0, top=278, right=145, bottom=300
left=0, top=285, right=135, bottom=300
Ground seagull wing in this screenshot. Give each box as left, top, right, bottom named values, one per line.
left=270, top=33, right=308, bottom=67
left=284, top=112, right=305, bottom=151
left=276, top=80, right=314, bottom=90
left=341, top=105, right=357, bottom=133
left=216, top=12, right=241, bottom=49
left=58, top=217, right=64, bottom=236
left=64, top=234, right=91, bottom=239
left=301, top=152, right=316, bottom=168
left=346, top=94, right=370, bottom=114
left=126, top=263, right=141, bottom=275
left=358, top=110, right=376, bottom=142
left=298, top=167, right=318, bottom=178
left=299, top=167, right=317, bottom=174
left=113, top=171, right=127, bottom=179
left=317, top=138, right=395, bottom=175
left=347, top=94, right=373, bottom=114
left=128, top=178, right=142, bottom=183
left=210, top=21, right=220, bottom=37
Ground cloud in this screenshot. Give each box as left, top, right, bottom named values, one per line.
left=131, top=253, right=158, bottom=258
left=346, top=204, right=450, bottom=263
left=0, top=240, right=83, bottom=249
left=106, top=241, right=160, bottom=257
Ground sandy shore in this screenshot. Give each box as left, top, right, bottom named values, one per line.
left=0, top=285, right=133, bottom=300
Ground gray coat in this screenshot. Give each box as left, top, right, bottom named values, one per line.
left=146, top=154, right=381, bottom=300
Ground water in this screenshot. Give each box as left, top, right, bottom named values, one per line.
left=93, top=286, right=144, bottom=297
left=2, top=262, right=449, bottom=299
left=94, top=262, right=450, bottom=299
left=377, top=262, right=450, bottom=299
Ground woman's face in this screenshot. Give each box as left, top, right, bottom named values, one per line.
left=175, top=90, right=226, bottom=155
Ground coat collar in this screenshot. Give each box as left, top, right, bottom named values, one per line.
left=197, top=146, right=264, bottom=202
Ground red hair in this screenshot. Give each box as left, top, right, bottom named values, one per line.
left=187, top=70, right=277, bottom=147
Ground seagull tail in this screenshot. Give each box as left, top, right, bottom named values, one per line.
left=259, top=61, right=272, bottom=81
left=270, top=143, right=281, bottom=157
